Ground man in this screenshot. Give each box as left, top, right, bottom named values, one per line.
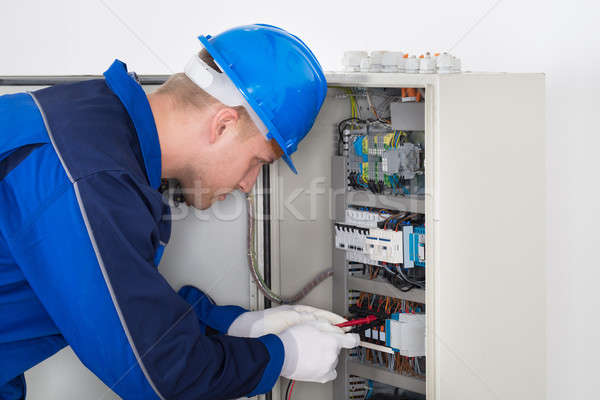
left=0, top=25, right=359, bottom=400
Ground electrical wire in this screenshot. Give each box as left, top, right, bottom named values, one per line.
left=365, top=90, right=379, bottom=120
left=337, top=117, right=366, bottom=155
left=356, top=262, right=421, bottom=292
left=287, top=380, right=295, bottom=400
left=285, top=379, right=293, bottom=400
left=346, top=88, right=361, bottom=119
left=387, top=265, right=425, bottom=289
left=246, top=195, right=333, bottom=304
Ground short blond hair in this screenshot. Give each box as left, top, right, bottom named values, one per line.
left=156, top=49, right=255, bottom=136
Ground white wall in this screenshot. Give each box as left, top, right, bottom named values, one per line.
left=2, top=0, right=599, bottom=399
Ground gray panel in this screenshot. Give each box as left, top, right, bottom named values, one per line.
left=391, top=102, right=425, bottom=131
left=332, top=157, right=346, bottom=222
left=347, top=361, right=426, bottom=395
left=158, top=196, right=251, bottom=308
left=0, top=75, right=168, bottom=85
left=345, top=192, right=424, bottom=214
left=348, top=276, right=425, bottom=304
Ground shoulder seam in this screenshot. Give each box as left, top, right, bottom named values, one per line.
left=28, top=92, right=74, bottom=183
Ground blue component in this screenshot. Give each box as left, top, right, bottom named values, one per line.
left=353, top=136, right=368, bottom=162
left=403, top=225, right=426, bottom=268
left=366, top=380, right=374, bottom=399
left=385, top=319, right=391, bottom=347
left=354, top=136, right=363, bottom=157
left=355, top=172, right=368, bottom=188
left=386, top=314, right=401, bottom=353
left=403, top=225, right=414, bottom=268
left=414, top=226, right=426, bottom=267
left=198, top=25, right=327, bottom=174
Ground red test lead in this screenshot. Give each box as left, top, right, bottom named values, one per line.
left=335, top=315, right=377, bottom=328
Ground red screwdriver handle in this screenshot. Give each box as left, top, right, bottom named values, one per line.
left=335, top=315, right=377, bottom=328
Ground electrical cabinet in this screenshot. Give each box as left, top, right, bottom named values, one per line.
left=267, top=71, right=546, bottom=400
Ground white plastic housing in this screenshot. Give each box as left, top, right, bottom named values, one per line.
left=343, top=51, right=368, bottom=72
left=365, top=228, right=403, bottom=264
left=345, top=209, right=387, bottom=228
left=388, top=313, right=426, bottom=356
left=404, top=56, right=420, bottom=74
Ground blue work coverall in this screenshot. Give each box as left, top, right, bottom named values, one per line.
left=0, top=60, right=283, bottom=400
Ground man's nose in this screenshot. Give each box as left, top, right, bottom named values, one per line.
left=238, top=167, right=261, bottom=193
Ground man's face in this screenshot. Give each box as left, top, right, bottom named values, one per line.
left=178, top=108, right=282, bottom=209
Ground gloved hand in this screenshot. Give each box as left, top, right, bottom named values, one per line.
left=227, top=305, right=347, bottom=338
left=278, top=320, right=360, bottom=383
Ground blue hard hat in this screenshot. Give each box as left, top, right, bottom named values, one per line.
left=198, top=24, right=327, bottom=174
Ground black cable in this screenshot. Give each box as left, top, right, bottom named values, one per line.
left=285, top=379, right=293, bottom=400
left=262, top=165, right=272, bottom=310
left=337, top=117, right=366, bottom=155
left=360, top=263, right=420, bottom=292
left=395, top=266, right=425, bottom=289
left=385, top=271, right=418, bottom=292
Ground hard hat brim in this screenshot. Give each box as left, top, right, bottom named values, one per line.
left=281, top=152, right=297, bottom=175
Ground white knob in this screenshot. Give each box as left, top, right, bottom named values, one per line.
left=382, top=52, right=403, bottom=72
left=419, top=53, right=436, bottom=74
left=369, top=51, right=386, bottom=72
left=405, top=55, right=420, bottom=74
left=436, top=52, right=453, bottom=74
left=451, top=56, right=461, bottom=72
left=360, top=56, right=371, bottom=72
left=343, top=51, right=368, bottom=72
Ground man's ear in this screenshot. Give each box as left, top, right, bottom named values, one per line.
left=208, top=107, right=239, bottom=145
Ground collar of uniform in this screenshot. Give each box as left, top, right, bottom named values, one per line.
left=103, top=59, right=162, bottom=189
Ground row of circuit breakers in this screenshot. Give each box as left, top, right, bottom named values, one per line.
left=335, top=206, right=426, bottom=268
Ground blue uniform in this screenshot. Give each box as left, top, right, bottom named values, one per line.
left=0, top=60, right=283, bottom=400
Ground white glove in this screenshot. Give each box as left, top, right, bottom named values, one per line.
left=227, top=305, right=347, bottom=338
left=278, top=320, right=360, bottom=383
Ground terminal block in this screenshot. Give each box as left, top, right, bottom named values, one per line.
left=335, top=216, right=425, bottom=268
